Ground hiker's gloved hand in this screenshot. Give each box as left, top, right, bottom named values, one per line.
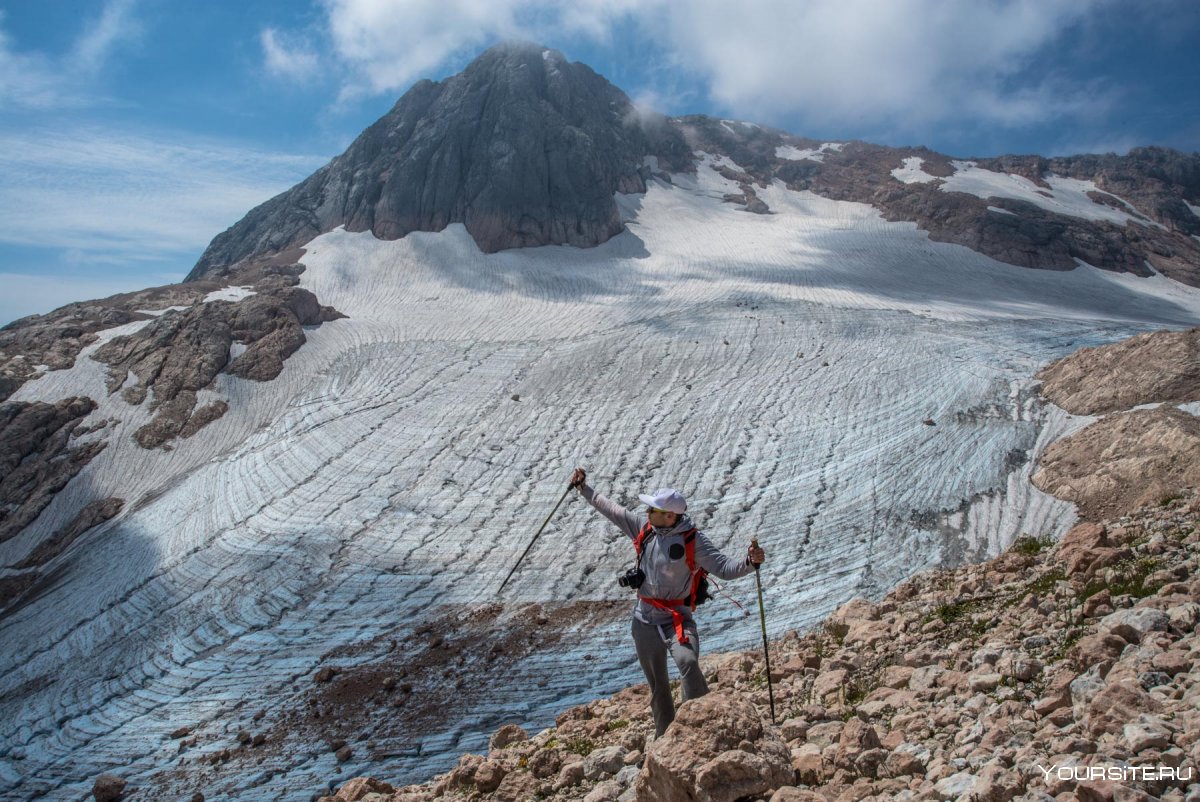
left=748, top=543, right=765, bottom=566
left=570, top=467, right=587, bottom=489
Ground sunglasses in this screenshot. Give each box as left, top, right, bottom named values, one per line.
left=647, top=507, right=674, bottom=515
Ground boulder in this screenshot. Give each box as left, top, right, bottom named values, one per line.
left=92, top=774, right=126, bottom=802
left=582, top=745, right=626, bottom=781
left=488, top=724, right=528, bottom=752
left=634, top=692, right=792, bottom=802
left=334, top=777, right=395, bottom=801
left=1099, top=608, right=1171, bottom=644
left=1083, top=680, right=1162, bottom=739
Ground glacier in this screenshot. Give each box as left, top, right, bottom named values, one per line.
left=3, top=155, right=1200, bottom=801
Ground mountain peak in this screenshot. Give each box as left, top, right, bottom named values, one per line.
left=187, top=43, right=688, bottom=279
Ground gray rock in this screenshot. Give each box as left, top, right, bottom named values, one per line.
left=1099, top=608, right=1172, bottom=643
left=582, top=745, right=626, bottom=780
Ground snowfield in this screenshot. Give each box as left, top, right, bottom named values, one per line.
left=939, top=161, right=1161, bottom=227
left=3, top=156, right=1200, bottom=801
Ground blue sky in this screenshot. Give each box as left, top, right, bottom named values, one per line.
left=2, top=0, right=1198, bottom=325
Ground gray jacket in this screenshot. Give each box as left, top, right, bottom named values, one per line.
left=580, top=485, right=755, bottom=626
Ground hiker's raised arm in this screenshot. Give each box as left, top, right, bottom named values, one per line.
left=571, top=466, right=642, bottom=540
left=693, top=531, right=760, bottom=580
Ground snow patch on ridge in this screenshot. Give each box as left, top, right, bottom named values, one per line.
left=891, top=157, right=939, bottom=184
left=204, top=285, right=256, bottom=303
left=940, top=163, right=1161, bottom=228
left=776, top=142, right=844, bottom=163
left=1185, top=201, right=1200, bottom=218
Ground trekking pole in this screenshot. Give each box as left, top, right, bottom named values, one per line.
left=751, top=538, right=777, bottom=724
left=498, top=479, right=577, bottom=593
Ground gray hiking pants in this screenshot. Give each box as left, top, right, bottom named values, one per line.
left=632, top=617, right=709, bottom=736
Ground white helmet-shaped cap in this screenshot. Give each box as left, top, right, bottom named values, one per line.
left=638, top=488, right=687, bottom=514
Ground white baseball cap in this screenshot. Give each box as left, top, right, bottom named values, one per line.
left=638, top=488, right=687, bottom=514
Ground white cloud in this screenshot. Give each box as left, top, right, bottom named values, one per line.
left=0, top=126, right=326, bottom=267
left=276, top=0, right=1118, bottom=137
left=660, top=0, right=1111, bottom=131
left=290, top=0, right=655, bottom=99
left=0, top=0, right=141, bottom=111
left=261, top=27, right=320, bottom=80
left=72, top=0, right=140, bottom=73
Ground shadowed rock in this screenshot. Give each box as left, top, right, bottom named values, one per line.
left=0, top=397, right=104, bottom=543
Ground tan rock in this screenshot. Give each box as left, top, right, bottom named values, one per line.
left=812, top=669, right=849, bottom=701
left=791, top=743, right=824, bottom=785
left=635, top=692, right=793, bottom=802
left=335, top=778, right=395, bottom=801
left=488, top=723, right=528, bottom=752
left=768, top=788, right=826, bottom=802
left=473, top=760, right=506, bottom=793
left=1083, top=680, right=1163, bottom=739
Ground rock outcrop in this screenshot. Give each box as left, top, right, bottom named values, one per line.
left=93, top=276, right=342, bottom=449
left=1033, top=406, right=1200, bottom=520
left=1032, top=328, right=1200, bottom=520
left=1036, top=328, right=1200, bottom=415
left=0, top=397, right=104, bottom=543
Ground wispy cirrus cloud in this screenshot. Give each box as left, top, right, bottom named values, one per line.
left=261, top=27, right=321, bottom=81
left=0, top=0, right=141, bottom=111
left=0, top=126, right=325, bottom=266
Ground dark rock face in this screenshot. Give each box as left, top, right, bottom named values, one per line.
left=0, top=397, right=104, bottom=543
left=187, top=42, right=691, bottom=279
left=94, top=281, right=342, bottom=449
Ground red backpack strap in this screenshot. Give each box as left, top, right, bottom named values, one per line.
left=682, top=528, right=704, bottom=610
left=634, top=522, right=653, bottom=558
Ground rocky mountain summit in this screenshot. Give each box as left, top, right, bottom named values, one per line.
left=186, top=42, right=691, bottom=277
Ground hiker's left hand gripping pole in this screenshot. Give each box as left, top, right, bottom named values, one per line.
left=498, top=471, right=583, bottom=594
left=752, top=537, right=777, bottom=724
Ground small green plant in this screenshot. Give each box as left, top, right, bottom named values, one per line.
left=930, top=598, right=983, bottom=626
left=563, top=737, right=595, bottom=757
left=1080, top=557, right=1163, bottom=601
left=604, top=718, right=629, bottom=732
left=824, top=621, right=849, bottom=646
left=1011, top=534, right=1056, bottom=556
left=1025, top=568, right=1066, bottom=597
left=1158, top=492, right=1182, bottom=507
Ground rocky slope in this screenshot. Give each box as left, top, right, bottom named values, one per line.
left=253, top=329, right=1200, bottom=802
left=286, top=491, right=1200, bottom=802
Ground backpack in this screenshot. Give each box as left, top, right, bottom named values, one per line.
left=633, top=522, right=710, bottom=608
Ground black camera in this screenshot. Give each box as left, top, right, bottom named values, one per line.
left=618, top=568, right=645, bottom=589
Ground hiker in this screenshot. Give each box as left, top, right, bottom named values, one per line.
left=569, top=467, right=766, bottom=736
